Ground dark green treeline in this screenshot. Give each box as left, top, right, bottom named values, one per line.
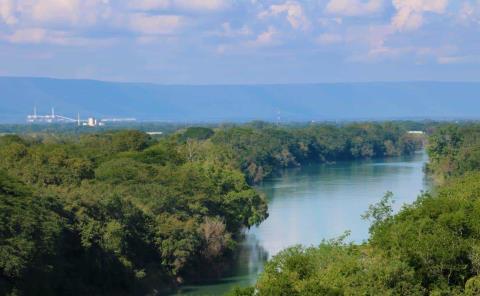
left=0, top=122, right=422, bottom=295
left=229, top=123, right=480, bottom=296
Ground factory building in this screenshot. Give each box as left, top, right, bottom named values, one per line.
left=26, top=107, right=135, bottom=127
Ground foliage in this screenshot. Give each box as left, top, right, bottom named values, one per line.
left=243, top=173, right=480, bottom=296
left=240, top=125, right=480, bottom=296
left=427, top=124, right=480, bottom=182
left=180, top=127, right=215, bottom=141
left=362, top=191, right=395, bottom=234
left=211, top=123, right=423, bottom=183
left=0, top=129, right=268, bottom=295
left=0, top=170, right=69, bottom=295
left=254, top=243, right=422, bottom=296
left=0, top=122, right=425, bottom=294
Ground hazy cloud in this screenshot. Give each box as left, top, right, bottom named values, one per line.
left=128, top=13, right=184, bottom=35
left=391, top=0, right=448, bottom=31
left=325, top=0, right=383, bottom=16
left=174, top=0, right=230, bottom=11
left=0, top=27, right=107, bottom=46
left=1, top=0, right=111, bottom=26
left=0, top=0, right=477, bottom=83
left=214, top=22, right=252, bottom=37
left=247, top=26, right=278, bottom=47
left=458, top=1, right=480, bottom=24
left=129, top=0, right=229, bottom=11
left=317, top=33, right=343, bottom=44
left=438, top=55, right=480, bottom=64
left=0, top=0, right=18, bottom=25
left=128, top=0, right=171, bottom=11
left=258, top=1, right=310, bottom=30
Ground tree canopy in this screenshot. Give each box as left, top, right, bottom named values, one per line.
left=230, top=124, right=480, bottom=296
left=0, top=122, right=423, bottom=295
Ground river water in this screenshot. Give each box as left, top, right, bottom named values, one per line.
left=175, top=151, right=429, bottom=295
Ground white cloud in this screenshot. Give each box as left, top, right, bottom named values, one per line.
left=129, top=13, right=183, bottom=35
left=437, top=55, right=464, bottom=64
left=129, top=0, right=229, bottom=11
left=129, top=0, right=171, bottom=11
left=0, top=0, right=110, bottom=26
left=317, top=33, right=343, bottom=44
left=342, top=24, right=395, bottom=61
left=214, top=22, right=252, bottom=37
left=3, top=27, right=51, bottom=43
left=247, top=26, right=278, bottom=47
left=0, top=0, right=18, bottom=25
left=348, top=45, right=424, bottom=63
left=325, top=0, right=383, bottom=16
left=258, top=1, right=309, bottom=30
left=391, top=0, right=448, bottom=31
left=348, top=37, right=456, bottom=63
left=458, top=1, right=480, bottom=24
left=175, top=0, right=229, bottom=11
left=459, top=2, right=475, bottom=20
left=318, top=17, right=343, bottom=27
left=216, top=25, right=279, bottom=54
left=136, top=35, right=161, bottom=44
left=0, top=27, right=108, bottom=46
left=438, top=55, right=480, bottom=64
left=345, top=25, right=392, bottom=47
left=29, top=0, right=82, bottom=23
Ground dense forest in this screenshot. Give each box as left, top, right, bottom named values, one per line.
left=0, top=130, right=267, bottom=295
left=229, top=124, right=480, bottom=296
left=0, top=123, right=422, bottom=295
left=210, top=122, right=424, bottom=183
left=427, top=124, right=480, bottom=183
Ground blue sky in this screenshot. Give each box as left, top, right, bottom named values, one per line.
left=0, top=0, right=479, bottom=84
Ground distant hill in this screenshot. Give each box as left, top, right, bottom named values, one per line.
left=0, top=77, right=479, bottom=123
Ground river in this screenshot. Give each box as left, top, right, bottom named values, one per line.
left=174, top=151, right=429, bottom=295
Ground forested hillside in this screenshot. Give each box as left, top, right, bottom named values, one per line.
left=230, top=124, right=480, bottom=296
left=0, top=123, right=419, bottom=295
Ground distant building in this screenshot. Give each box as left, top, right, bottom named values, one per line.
left=27, top=107, right=75, bottom=123
left=88, top=117, right=97, bottom=127
left=82, top=117, right=105, bottom=127
left=26, top=106, right=135, bottom=127
left=408, top=131, right=425, bottom=135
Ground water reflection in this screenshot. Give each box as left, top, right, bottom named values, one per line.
left=175, top=233, right=268, bottom=295
left=174, top=151, right=429, bottom=295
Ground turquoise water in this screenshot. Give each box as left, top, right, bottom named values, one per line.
left=175, top=151, right=429, bottom=295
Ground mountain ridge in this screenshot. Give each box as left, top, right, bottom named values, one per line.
left=1, top=77, right=479, bottom=123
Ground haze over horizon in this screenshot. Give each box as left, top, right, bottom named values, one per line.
left=3, top=75, right=480, bottom=86
left=1, top=77, right=480, bottom=123
left=2, top=1, right=480, bottom=123
left=1, top=1, right=480, bottom=84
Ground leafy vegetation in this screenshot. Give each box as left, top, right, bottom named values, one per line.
left=0, top=130, right=267, bottom=295
left=427, top=124, right=480, bottom=183
left=231, top=124, right=480, bottom=296
left=211, top=122, right=423, bottom=183
left=0, top=122, right=422, bottom=295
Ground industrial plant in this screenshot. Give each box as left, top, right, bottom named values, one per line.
left=26, top=107, right=136, bottom=127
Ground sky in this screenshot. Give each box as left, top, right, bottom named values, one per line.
left=0, top=0, right=480, bottom=84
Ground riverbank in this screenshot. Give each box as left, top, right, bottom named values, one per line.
left=230, top=124, right=480, bottom=296
left=173, top=151, right=429, bottom=295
